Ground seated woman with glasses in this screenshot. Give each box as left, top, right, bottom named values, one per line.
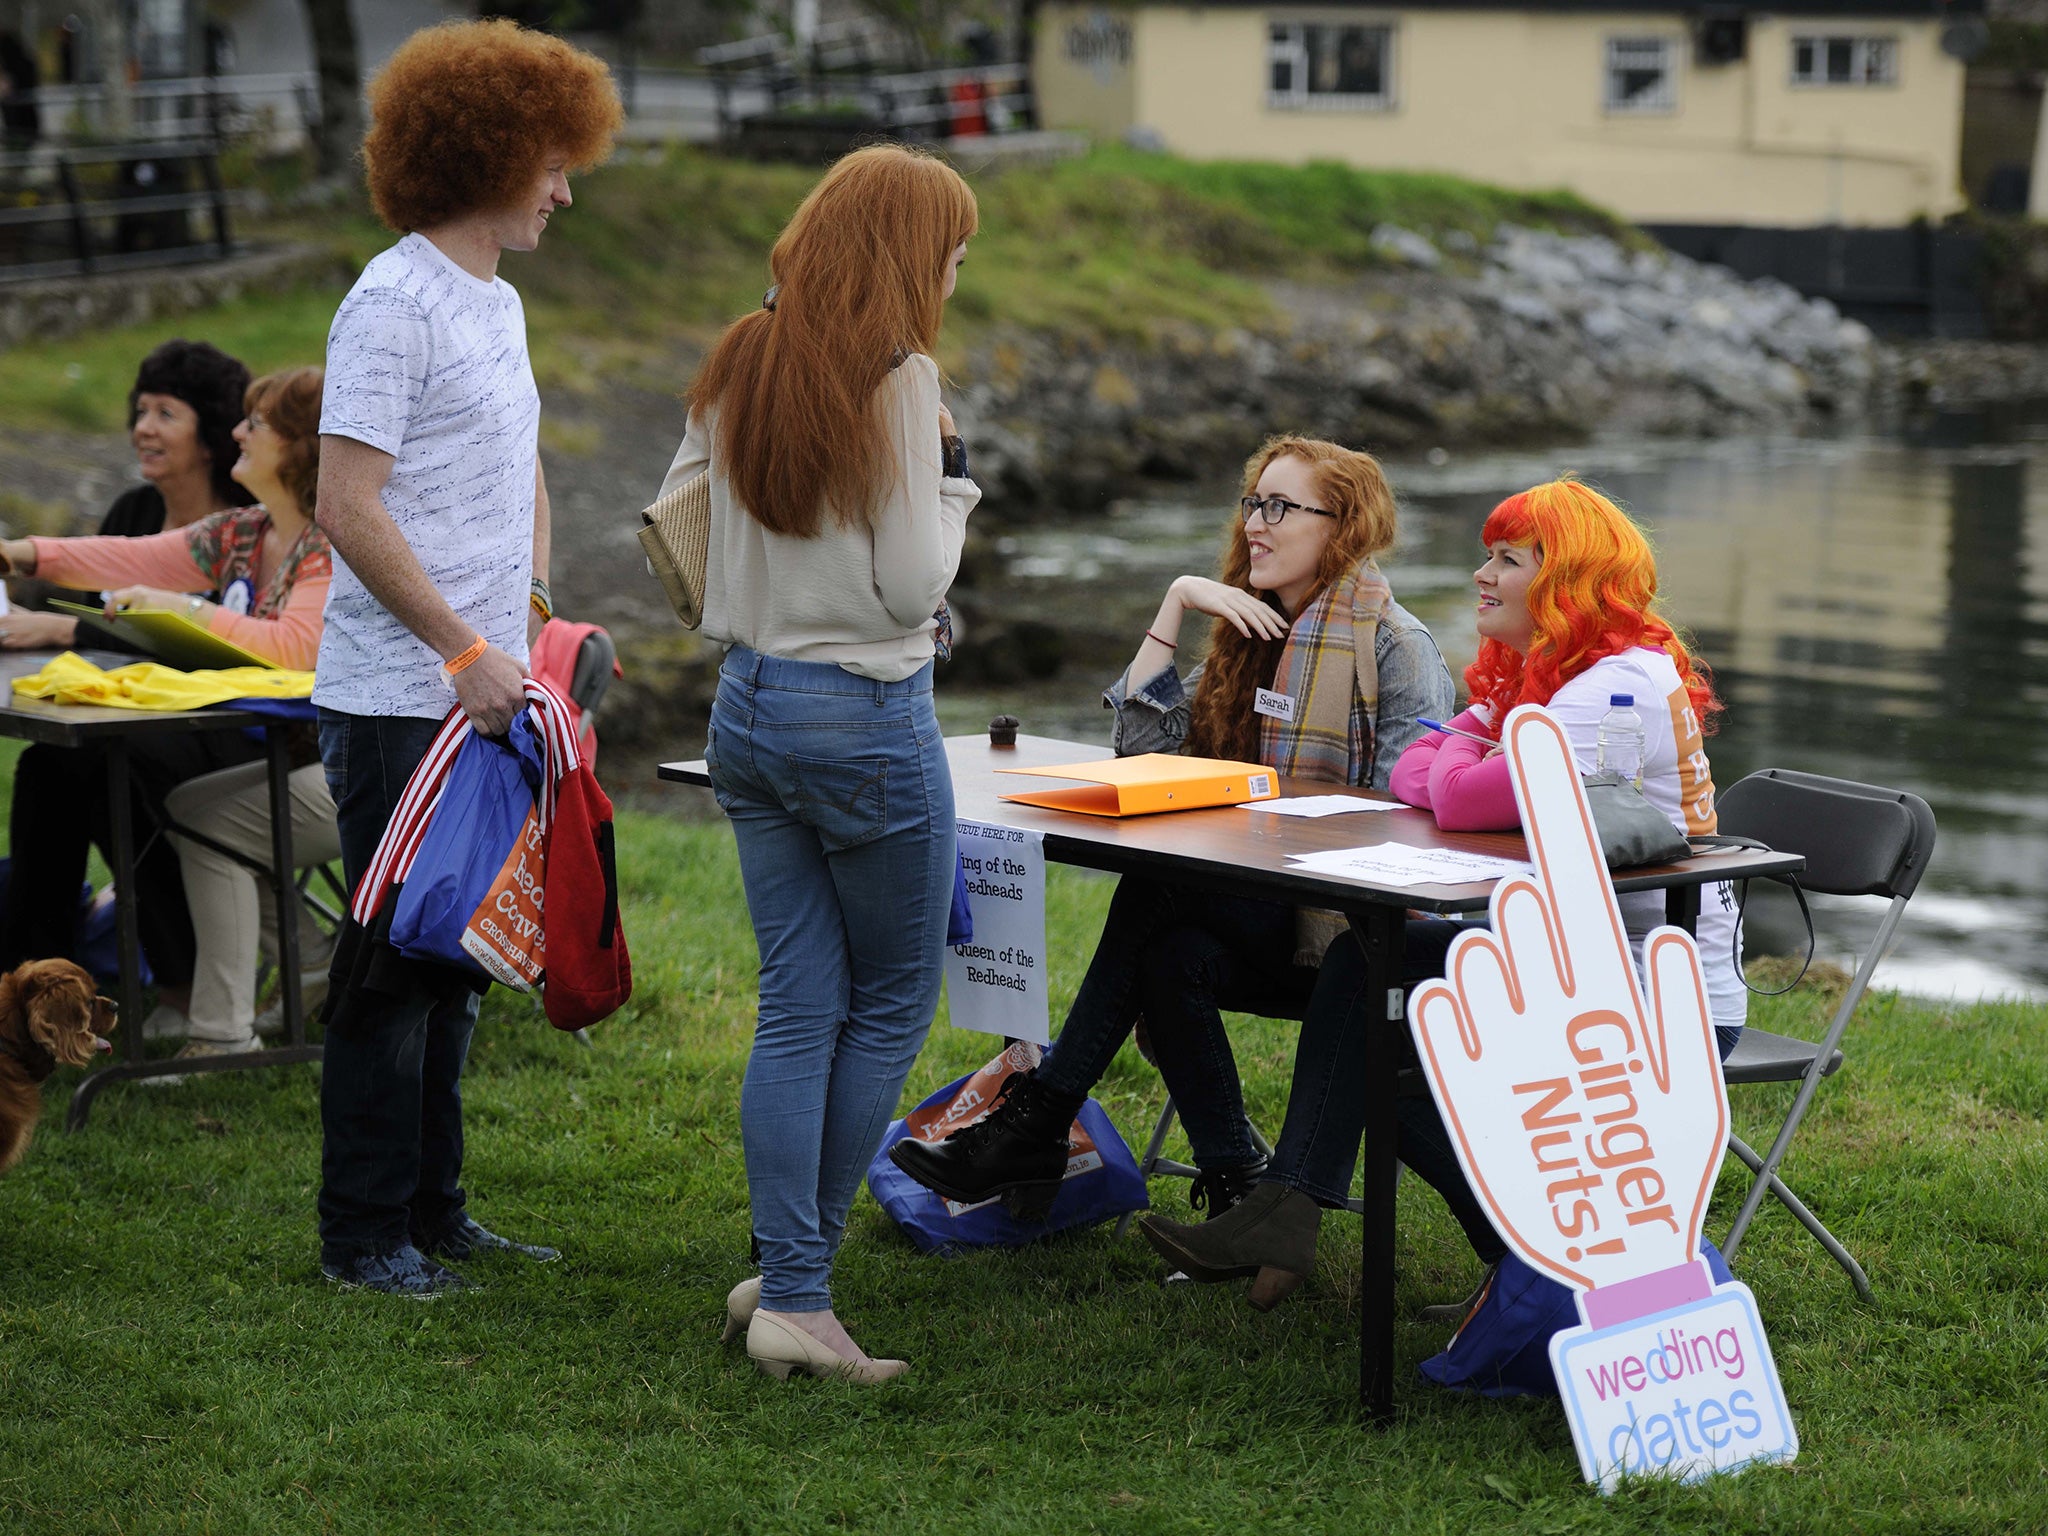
left=890, top=435, right=1454, bottom=1223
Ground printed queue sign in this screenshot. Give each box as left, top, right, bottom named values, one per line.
left=1408, top=705, right=1796, bottom=1492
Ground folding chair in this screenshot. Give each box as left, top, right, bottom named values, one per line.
left=1113, top=1097, right=1366, bottom=1237
left=1715, top=768, right=1937, bottom=1298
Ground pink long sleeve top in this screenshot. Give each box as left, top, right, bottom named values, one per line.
left=1389, top=705, right=1520, bottom=829
left=32, top=506, right=332, bottom=670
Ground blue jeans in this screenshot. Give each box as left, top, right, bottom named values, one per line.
left=315, top=708, right=482, bottom=1266
left=1038, top=878, right=1317, bottom=1170
left=705, top=647, right=954, bottom=1313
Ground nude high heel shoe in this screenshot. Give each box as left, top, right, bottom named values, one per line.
left=745, top=1312, right=909, bottom=1384
left=721, top=1276, right=762, bottom=1344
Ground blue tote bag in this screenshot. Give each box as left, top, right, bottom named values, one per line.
left=867, top=1043, right=1148, bottom=1254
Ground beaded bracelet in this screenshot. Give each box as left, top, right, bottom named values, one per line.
left=443, top=634, right=489, bottom=677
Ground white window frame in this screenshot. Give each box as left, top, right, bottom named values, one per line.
left=1267, top=18, right=1397, bottom=112
left=1789, top=33, right=1900, bottom=88
left=1604, top=35, right=1679, bottom=115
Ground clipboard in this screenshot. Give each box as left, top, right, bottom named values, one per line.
left=997, top=752, right=1280, bottom=817
left=48, top=600, right=274, bottom=671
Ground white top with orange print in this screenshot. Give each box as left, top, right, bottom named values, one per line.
left=1542, top=647, right=1745, bottom=1032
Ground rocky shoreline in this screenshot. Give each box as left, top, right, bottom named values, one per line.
left=951, top=223, right=1971, bottom=508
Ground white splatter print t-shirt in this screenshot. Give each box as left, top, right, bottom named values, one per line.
left=316, top=232, right=540, bottom=718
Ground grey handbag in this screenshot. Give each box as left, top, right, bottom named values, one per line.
left=1582, top=772, right=1691, bottom=869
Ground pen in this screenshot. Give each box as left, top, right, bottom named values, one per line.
left=1418, top=717, right=1498, bottom=747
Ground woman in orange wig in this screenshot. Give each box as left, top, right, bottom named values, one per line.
left=660, top=145, right=979, bottom=1383
left=1136, top=478, right=1743, bottom=1316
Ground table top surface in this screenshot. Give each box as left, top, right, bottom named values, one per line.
left=660, top=731, right=1804, bottom=914
left=0, top=647, right=274, bottom=741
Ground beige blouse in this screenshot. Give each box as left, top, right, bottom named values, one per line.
left=659, top=353, right=980, bottom=682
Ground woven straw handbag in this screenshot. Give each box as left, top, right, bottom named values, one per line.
left=637, top=471, right=711, bottom=629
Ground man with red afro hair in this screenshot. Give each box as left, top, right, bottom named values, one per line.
left=312, top=20, right=619, bottom=1297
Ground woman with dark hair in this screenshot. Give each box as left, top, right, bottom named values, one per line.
left=2, top=338, right=253, bottom=652
left=890, top=436, right=1454, bottom=1231
left=672, top=144, right=980, bottom=1383
left=0, top=365, right=316, bottom=1040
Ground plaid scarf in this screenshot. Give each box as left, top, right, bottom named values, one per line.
left=1255, top=559, right=1393, bottom=965
left=1257, top=559, right=1392, bottom=786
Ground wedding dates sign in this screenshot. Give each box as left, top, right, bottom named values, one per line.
left=1407, top=706, right=1796, bottom=1492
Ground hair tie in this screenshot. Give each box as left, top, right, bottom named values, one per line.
left=762, top=285, right=779, bottom=312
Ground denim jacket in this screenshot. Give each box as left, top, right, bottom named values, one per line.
left=1100, top=598, right=1455, bottom=792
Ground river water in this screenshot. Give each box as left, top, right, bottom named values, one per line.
left=938, top=413, right=2048, bottom=1004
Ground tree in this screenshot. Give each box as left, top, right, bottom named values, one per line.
left=302, top=0, right=363, bottom=178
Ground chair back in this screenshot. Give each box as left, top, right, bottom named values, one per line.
left=1716, top=768, right=1936, bottom=900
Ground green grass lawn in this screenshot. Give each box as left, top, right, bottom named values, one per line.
left=0, top=741, right=2045, bottom=1532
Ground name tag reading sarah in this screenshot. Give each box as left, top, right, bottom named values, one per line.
left=1254, top=688, right=1296, bottom=723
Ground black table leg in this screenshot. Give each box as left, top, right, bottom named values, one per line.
left=1351, top=903, right=1406, bottom=1424
left=264, top=723, right=304, bottom=1046
left=109, top=738, right=142, bottom=1059
left=1665, top=882, right=1701, bottom=935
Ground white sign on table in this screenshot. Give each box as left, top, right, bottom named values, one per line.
left=1407, top=705, right=1796, bottom=1494
left=943, top=818, right=1050, bottom=1045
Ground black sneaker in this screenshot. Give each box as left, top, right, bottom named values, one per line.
left=1188, top=1158, right=1268, bottom=1221
left=321, top=1244, right=474, bottom=1297
left=419, top=1214, right=560, bottom=1264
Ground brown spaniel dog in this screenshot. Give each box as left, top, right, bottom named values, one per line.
left=0, top=959, right=116, bottom=1173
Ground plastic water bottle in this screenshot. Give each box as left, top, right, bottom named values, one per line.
left=1596, top=694, right=1645, bottom=790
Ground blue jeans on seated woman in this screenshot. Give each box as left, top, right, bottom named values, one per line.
left=1266, top=918, right=1744, bottom=1268
left=1036, top=877, right=1318, bottom=1172
left=705, top=646, right=954, bottom=1315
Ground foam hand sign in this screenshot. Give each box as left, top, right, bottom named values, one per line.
left=1408, top=704, right=1727, bottom=1291
left=1408, top=704, right=1796, bottom=1492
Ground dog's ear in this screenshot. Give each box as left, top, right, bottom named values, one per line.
left=22, top=961, right=101, bottom=1068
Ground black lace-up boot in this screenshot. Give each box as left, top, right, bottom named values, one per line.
left=1187, top=1157, right=1269, bottom=1221
left=889, top=1070, right=1083, bottom=1222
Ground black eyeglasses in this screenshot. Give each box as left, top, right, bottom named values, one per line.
left=1241, top=494, right=1336, bottom=525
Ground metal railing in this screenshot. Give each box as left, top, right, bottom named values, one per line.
left=8, top=72, right=317, bottom=151
left=695, top=27, right=1033, bottom=145
left=0, top=140, right=239, bottom=283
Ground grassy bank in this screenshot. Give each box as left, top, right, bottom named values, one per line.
left=0, top=146, right=1627, bottom=438
left=0, top=741, right=2044, bottom=1533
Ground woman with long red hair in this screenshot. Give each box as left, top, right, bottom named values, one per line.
left=890, top=435, right=1454, bottom=1231
left=1138, top=477, right=1744, bottom=1314
left=664, top=145, right=979, bottom=1383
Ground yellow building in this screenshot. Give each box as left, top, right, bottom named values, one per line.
left=1035, top=1, right=1978, bottom=227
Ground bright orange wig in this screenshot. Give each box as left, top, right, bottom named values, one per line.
left=1464, top=479, right=1721, bottom=732
left=363, top=20, right=621, bottom=233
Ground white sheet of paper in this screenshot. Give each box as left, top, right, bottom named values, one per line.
left=1237, top=795, right=1403, bottom=818
left=1286, top=842, right=1533, bottom=888
left=943, top=819, right=1050, bottom=1045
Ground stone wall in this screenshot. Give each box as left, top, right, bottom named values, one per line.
left=0, top=244, right=349, bottom=351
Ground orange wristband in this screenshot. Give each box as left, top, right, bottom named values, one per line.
left=443, top=634, right=489, bottom=677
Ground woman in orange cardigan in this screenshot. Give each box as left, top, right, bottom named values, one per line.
left=0, top=367, right=334, bottom=1049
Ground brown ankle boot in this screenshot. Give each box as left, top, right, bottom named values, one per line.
left=1136, top=1182, right=1320, bottom=1304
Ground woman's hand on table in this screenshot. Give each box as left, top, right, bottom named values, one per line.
left=0, top=612, right=80, bottom=650
left=103, top=585, right=204, bottom=619
left=1170, top=575, right=1289, bottom=641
